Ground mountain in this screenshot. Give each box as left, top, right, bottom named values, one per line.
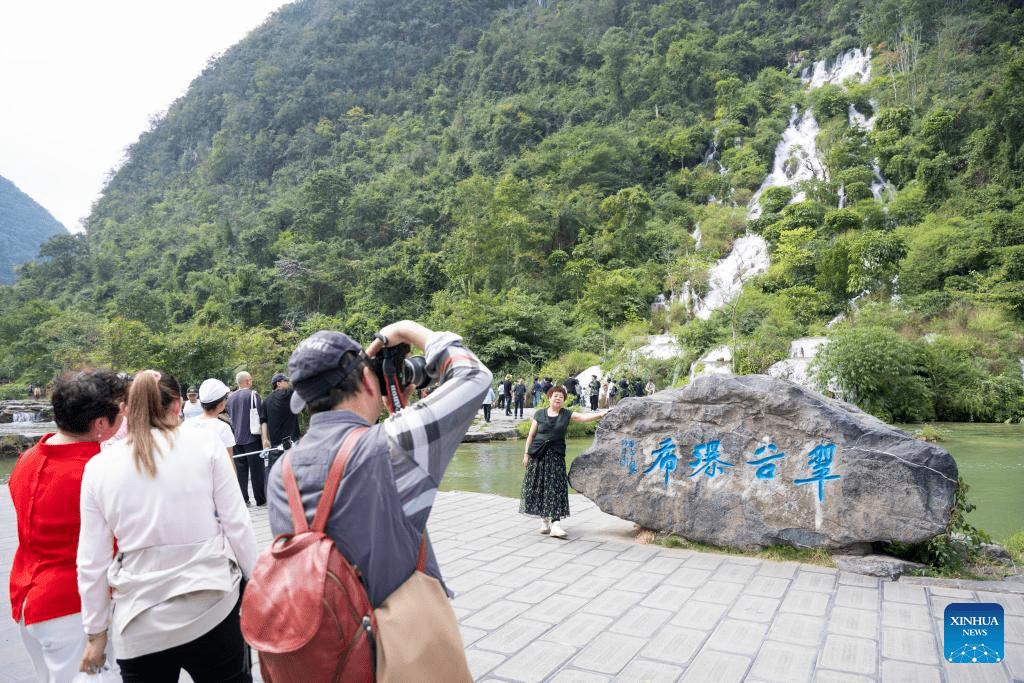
left=1, top=0, right=1023, bottom=424
left=0, top=175, right=68, bottom=284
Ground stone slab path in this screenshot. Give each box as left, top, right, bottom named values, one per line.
left=0, top=486, right=1021, bottom=682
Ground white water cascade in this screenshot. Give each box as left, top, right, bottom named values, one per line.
left=664, top=50, right=890, bottom=343
left=801, top=47, right=873, bottom=88
left=690, top=234, right=770, bottom=320
left=748, top=48, right=876, bottom=220
left=748, top=106, right=827, bottom=219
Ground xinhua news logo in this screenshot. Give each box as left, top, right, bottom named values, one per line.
left=944, top=603, right=1004, bottom=664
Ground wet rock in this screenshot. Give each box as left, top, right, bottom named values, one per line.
left=0, top=434, right=36, bottom=460
left=462, top=428, right=519, bottom=443
left=833, top=554, right=927, bottom=579
left=981, top=543, right=1014, bottom=566
left=568, top=374, right=958, bottom=551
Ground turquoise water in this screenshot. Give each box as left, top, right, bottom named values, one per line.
left=897, top=422, right=1024, bottom=543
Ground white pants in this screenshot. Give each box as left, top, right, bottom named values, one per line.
left=18, top=612, right=120, bottom=683
left=19, top=612, right=85, bottom=683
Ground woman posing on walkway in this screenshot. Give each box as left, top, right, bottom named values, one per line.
left=9, top=369, right=130, bottom=682
left=521, top=385, right=608, bottom=538
left=77, top=370, right=257, bottom=681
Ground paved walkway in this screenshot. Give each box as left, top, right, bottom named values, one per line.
left=0, top=486, right=1021, bottom=682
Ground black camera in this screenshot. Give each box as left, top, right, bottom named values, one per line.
left=370, top=342, right=430, bottom=413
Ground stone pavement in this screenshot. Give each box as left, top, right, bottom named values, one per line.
left=1, top=486, right=1022, bottom=682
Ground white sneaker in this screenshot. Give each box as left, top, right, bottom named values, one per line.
left=539, top=518, right=551, bottom=534
left=549, top=521, right=567, bottom=539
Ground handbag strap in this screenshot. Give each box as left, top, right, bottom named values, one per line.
left=282, top=426, right=367, bottom=533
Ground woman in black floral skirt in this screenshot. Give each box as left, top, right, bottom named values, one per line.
left=521, top=385, right=608, bottom=538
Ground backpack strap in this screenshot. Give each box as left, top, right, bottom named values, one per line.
left=282, top=453, right=309, bottom=533
left=416, top=532, right=428, bottom=572
left=311, top=427, right=367, bottom=532
left=281, top=426, right=367, bottom=534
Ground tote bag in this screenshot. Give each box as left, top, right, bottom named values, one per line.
left=249, top=391, right=261, bottom=436
left=373, top=535, right=472, bottom=683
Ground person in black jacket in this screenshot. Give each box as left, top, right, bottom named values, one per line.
left=512, top=378, right=527, bottom=419
left=502, top=375, right=514, bottom=416
left=263, top=373, right=301, bottom=479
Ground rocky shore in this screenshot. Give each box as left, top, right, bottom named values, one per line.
left=461, top=406, right=533, bottom=442
left=0, top=400, right=52, bottom=423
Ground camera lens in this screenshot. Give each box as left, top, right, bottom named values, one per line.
left=403, top=356, right=430, bottom=390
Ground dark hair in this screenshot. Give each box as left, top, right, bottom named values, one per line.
left=306, top=351, right=368, bottom=415
left=200, top=397, right=226, bottom=412
left=51, top=369, right=131, bottom=435
left=125, top=370, right=182, bottom=477
left=547, top=385, right=567, bottom=399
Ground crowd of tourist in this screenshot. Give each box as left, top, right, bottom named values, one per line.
left=9, top=366, right=295, bottom=681
left=8, top=333, right=654, bottom=681
left=488, top=372, right=656, bottom=417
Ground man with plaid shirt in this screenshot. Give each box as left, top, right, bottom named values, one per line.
left=265, top=320, right=491, bottom=608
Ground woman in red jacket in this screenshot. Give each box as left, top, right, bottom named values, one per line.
left=9, top=368, right=130, bottom=682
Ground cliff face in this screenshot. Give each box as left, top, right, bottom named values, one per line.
left=0, top=175, right=68, bottom=284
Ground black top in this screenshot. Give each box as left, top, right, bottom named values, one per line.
left=527, top=408, right=571, bottom=457
left=263, top=388, right=301, bottom=445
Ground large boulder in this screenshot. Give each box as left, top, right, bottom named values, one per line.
left=568, top=374, right=958, bottom=550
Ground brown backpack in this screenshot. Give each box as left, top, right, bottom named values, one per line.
left=240, top=427, right=374, bottom=683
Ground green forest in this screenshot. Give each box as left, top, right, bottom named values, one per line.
left=3, top=0, right=1024, bottom=424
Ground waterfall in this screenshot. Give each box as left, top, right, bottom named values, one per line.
left=13, top=412, right=41, bottom=423
left=749, top=48, right=874, bottom=220
left=692, top=234, right=770, bottom=320
left=801, top=48, right=872, bottom=88
left=870, top=160, right=895, bottom=202
left=672, top=48, right=885, bottom=325
left=748, top=107, right=827, bottom=220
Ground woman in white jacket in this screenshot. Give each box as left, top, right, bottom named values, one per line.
left=77, top=369, right=258, bottom=681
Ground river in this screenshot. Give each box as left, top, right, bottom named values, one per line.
left=2, top=421, right=1020, bottom=541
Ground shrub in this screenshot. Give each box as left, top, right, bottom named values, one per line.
left=538, top=350, right=603, bottom=386
left=1005, top=532, right=1024, bottom=562
left=0, top=384, right=31, bottom=401
left=813, top=324, right=934, bottom=422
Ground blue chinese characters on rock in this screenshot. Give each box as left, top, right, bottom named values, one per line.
left=619, top=437, right=842, bottom=501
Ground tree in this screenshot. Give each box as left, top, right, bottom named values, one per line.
left=429, top=288, right=568, bottom=370
left=847, top=231, right=906, bottom=297
left=598, top=27, right=632, bottom=112
left=576, top=267, right=662, bottom=327
left=813, top=324, right=934, bottom=422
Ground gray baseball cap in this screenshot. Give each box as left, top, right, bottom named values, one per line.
left=288, top=331, right=365, bottom=413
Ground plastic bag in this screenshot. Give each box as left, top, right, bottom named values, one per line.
left=72, top=667, right=119, bottom=683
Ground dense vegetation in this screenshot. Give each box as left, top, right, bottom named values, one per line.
left=3, top=0, right=1024, bottom=424
left=0, top=176, right=67, bottom=285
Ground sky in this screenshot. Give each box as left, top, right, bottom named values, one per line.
left=0, top=1, right=295, bottom=234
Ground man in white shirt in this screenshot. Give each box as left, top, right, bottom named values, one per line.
left=181, top=386, right=203, bottom=420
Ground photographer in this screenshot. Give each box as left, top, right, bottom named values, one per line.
left=264, top=321, right=490, bottom=673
